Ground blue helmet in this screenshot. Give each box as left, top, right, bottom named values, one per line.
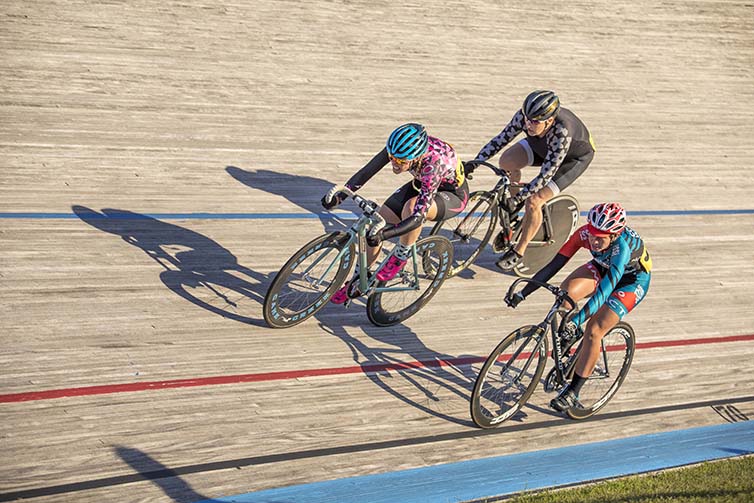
left=386, top=123, right=428, bottom=160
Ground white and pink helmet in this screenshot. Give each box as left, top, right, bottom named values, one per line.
left=587, top=202, right=626, bottom=237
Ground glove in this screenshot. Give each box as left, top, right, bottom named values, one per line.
left=462, top=161, right=476, bottom=177
left=505, top=291, right=525, bottom=309
left=366, top=229, right=384, bottom=247
left=560, top=320, right=581, bottom=341
left=321, top=187, right=347, bottom=210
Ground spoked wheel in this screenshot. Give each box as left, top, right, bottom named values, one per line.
left=470, top=326, right=548, bottom=428
left=428, top=190, right=497, bottom=277
left=263, top=232, right=354, bottom=328
left=366, top=235, right=453, bottom=327
left=514, top=194, right=580, bottom=278
left=567, top=322, right=635, bottom=419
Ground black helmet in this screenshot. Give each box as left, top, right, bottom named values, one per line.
left=522, top=90, right=560, bottom=121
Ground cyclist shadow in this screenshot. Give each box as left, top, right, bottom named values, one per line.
left=317, top=315, right=479, bottom=427
left=73, top=205, right=269, bottom=326
left=115, top=445, right=208, bottom=503
left=226, top=165, right=355, bottom=234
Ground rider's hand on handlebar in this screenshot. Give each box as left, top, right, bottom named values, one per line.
left=462, top=161, right=476, bottom=179
left=321, top=187, right=348, bottom=210
left=505, top=291, right=525, bottom=308
left=366, top=229, right=384, bottom=247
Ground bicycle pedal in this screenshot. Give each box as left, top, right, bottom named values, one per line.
left=346, top=278, right=366, bottom=299
left=492, top=230, right=513, bottom=253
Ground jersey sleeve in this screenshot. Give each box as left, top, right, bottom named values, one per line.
left=411, top=164, right=440, bottom=219
left=558, top=225, right=589, bottom=258
left=345, top=148, right=389, bottom=191
left=515, top=122, right=572, bottom=201
left=572, top=241, right=630, bottom=326
left=474, top=111, right=524, bottom=162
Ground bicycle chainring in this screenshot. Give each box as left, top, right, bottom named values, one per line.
left=543, top=367, right=566, bottom=393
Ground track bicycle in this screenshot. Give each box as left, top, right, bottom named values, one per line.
left=470, top=278, right=635, bottom=427
left=263, top=187, right=453, bottom=328
left=429, top=160, right=579, bottom=277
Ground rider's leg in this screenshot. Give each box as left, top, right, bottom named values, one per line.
left=491, top=144, right=528, bottom=256
left=373, top=198, right=439, bottom=282
left=498, top=142, right=529, bottom=196
left=397, top=196, right=439, bottom=247
left=551, top=305, right=619, bottom=411
left=506, top=153, right=592, bottom=269
left=367, top=204, right=401, bottom=265
left=333, top=204, right=401, bottom=304
left=573, top=272, right=650, bottom=377
left=512, top=186, right=554, bottom=256
left=573, top=305, right=621, bottom=380
left=552, top=271, right=649, bottom=409
left=559, top=263, right=600, bottom=310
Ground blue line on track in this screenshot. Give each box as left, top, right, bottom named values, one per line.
left=1, top=209, right=754, bottom=220
left=193, top=421, right=754, bottom=503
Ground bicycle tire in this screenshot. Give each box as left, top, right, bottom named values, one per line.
left=514, top=194, right=580, bottom=278
left=366, top=235, right=452, bottom=327
left=567, top=322, right=635, bottom=419
left=263, top=232, right=354, bottom=328
left=428, top=190, right=498, bottom=277
left=470, top=325, right=548, bottom=428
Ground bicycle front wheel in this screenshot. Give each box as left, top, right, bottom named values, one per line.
left=470, top=326, right=548, bottom=428
left=366, top=235, right=453, bottom=327
left=514, top=194, right=579, bottom=278
left=567, top=322, right=635, bottom=419
left=428, top=190, right=497, bottom=277
left=263, top=232, right=354, bottom=328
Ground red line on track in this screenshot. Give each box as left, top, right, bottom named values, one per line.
left=2, top=334, right=752, bottom=404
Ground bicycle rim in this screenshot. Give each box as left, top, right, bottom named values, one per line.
left=366, top=235, right=452, bottom=326
left=263, top=232, right=354, bottom=328
left=470, top=326, right=547, bottom=428
left=567, top=322, right=635, bottom=419
left=428, top=191, right=497, bottom=277
left=515, top=194, right=579, bottom=278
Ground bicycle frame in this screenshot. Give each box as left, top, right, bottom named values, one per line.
left=451, top=160, right=511, bottom=240
left=506, top=277, right=579, bottom=385
left=458, top=160, right=557, bottom=247
left=310, top=188, right=422, bottom=300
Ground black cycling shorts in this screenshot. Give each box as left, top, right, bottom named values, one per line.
left=383, top=179, right=470, bottom=221
left=529, top=149, right=594, bottom=193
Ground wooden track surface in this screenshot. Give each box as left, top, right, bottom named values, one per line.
left=1, top=1, right=753, bottom=501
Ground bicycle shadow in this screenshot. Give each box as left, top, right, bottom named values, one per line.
left=226, top=165, right=353, bottom=234
left=115, top=446, right=208, bottom=503
left=316, top=314, right=479, bottom=427
left=73, top=206, right=269, bottom=326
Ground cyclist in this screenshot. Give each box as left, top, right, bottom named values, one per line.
left=504, top=202, right=652, bottom=413
left=321, top=123, right=469, bottom=304
left=466, top=90, right=596, bottom=271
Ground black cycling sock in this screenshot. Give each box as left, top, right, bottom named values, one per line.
left=570, top=372, right=588, bottom=395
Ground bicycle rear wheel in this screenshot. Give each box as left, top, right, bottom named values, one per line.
left=514, top=194, right=579, bottom=278
left=366, top=235, right=452, bottom=326
left=470, top=326, right=548, bottom=428
left=428, top=190, right=497, bottom=277
left=567, top=322, right=635, bottom=419
left=263, top=232, right=354, bottom=328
